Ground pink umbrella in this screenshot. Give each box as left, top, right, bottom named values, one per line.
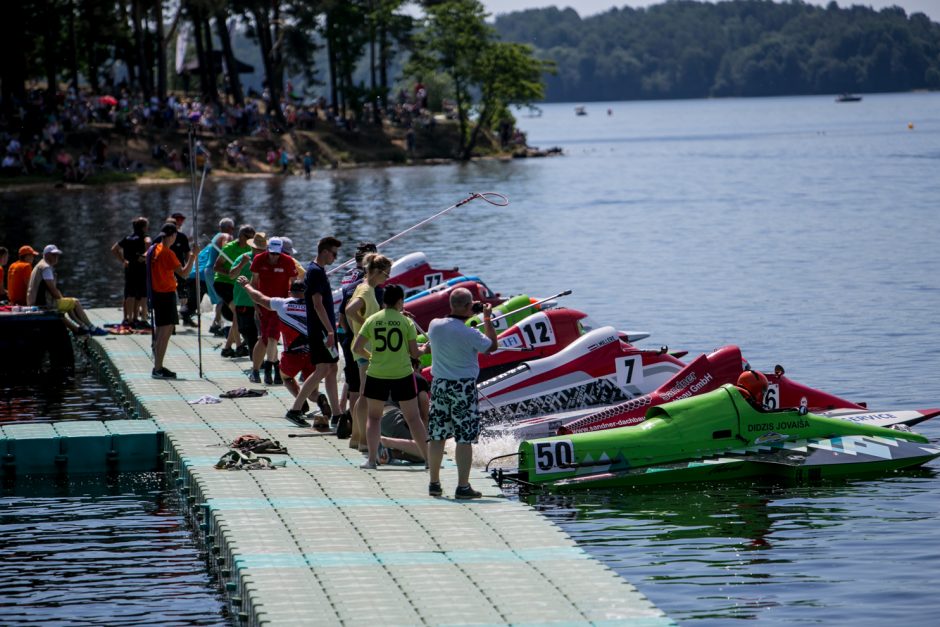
left=98, top=95, right=118, bottom=106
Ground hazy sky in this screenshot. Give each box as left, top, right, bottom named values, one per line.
left=480, top=1, right=940, bottom=23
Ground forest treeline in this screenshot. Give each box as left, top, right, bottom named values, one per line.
left=0, top=1, right=547, bottom=161
left=493, top=0, right=940, bottom=101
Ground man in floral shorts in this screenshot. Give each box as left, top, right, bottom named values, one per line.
left=425, top=287, right=497, bottom=499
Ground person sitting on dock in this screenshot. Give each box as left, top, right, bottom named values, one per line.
left=148, top=224, right=197, bottom=379
left=26, top=245, right=108, bottom=336
left=6, top=245, right=38, bottom=306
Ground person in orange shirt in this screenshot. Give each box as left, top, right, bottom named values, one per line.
left=6, top=246, right=38, bottom=306
left=149, top=223, right=197, bottom=379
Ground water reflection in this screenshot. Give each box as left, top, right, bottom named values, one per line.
left=525, top=470, right=940, bottom=625
left=0, top=473, right=227, bottom=626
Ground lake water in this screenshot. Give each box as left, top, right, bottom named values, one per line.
left=2, top=92, right=939, bottom=623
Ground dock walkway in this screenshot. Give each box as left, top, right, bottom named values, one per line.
left=85, top=308, right=671, bottom=626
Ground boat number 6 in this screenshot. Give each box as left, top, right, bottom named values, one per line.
left=534, top=440, right=574, bottom=474
left=763, top=384, right=779, bottom=410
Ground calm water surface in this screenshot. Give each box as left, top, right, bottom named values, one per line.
left=0, top=474, right=227, bottom=625
left=2, top=92, right=939, bottom=623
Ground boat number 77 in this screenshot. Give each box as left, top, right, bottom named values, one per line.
left=534, top=440, right=574, bottom=474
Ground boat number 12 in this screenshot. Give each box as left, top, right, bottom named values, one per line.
left=521, top=319, right=555, bottom=347
left=534, top=440, right=574, bottom=474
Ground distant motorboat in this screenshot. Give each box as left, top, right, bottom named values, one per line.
left=836, top=93, right=862, bottom=102
left=575, top=105, right=587, bottom=116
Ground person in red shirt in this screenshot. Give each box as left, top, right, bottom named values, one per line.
left=149, top=223, right=197, bottom=379
left=6, top=245, right=37, bottom=305
left=248, top=236, right=298, bottom=383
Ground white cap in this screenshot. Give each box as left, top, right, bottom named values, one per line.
left=267, top=237, right=284, bottom=254
left=43, top=244, right=63, bottom=256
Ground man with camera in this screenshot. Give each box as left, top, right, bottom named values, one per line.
left=424, top=287, right=498, bottom=499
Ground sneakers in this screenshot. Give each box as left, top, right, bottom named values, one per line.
left=455, top=485, right=482, bottom=500
left=428, top=482, right=443, bottom=497
left=360, top=460, right=378, bottom=470
left=316, top=393, right=332, bottom=418
left=248, top=370, right=262, bottom=384
left=89, top=326, right=109, bottom=336
left=285, top=409, right=308, bottom=427
left=220, top=347, right=236, bottom=358
left=235, top=344, right=250, bottom=357
left=133, top=319, right=151, bottom=330
left=262, top=361, right=273, bottom=385
left=272, top=362, right=282, bottom=384
left=151, top=367, right=177, bottom=379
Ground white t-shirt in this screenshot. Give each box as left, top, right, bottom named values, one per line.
left=427, top=316, right=493, bottom=380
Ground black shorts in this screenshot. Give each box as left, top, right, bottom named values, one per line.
left=214, top=282, right=234, bottom=306
left=151, top=291, right=178, bottom=327
left=364, top=373, right=418, bottom=403
left=340, top=334, right=361, bottom=391
left=124, top=267, right=147, bottom=299
left=236, top=306, right=258, bottom=347
left=307, top=319, right=339, bottom=365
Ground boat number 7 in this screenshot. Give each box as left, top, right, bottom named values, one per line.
left=534, top=440, right=574, bottom=474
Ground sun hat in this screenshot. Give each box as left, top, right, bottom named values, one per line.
left=247, top=232, right=268, bottom=250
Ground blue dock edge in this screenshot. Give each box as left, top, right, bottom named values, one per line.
left=0, top=420, right=162, bottom=477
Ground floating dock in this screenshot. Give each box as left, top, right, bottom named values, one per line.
left=5, top=308, right=671, bottom=626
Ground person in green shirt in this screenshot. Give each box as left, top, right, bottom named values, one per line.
left=352, top=285, right=428, bottom=469
left=228, top=232, right=265, bottom=381
left=213, top=224, right=255, bottom=357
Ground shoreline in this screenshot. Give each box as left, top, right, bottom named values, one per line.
left=1, top=151, right=557, bottom=194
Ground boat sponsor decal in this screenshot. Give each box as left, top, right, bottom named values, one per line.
left=534, top=440, right=575, bottom=474
left=481, top=379, right=631, bottom=422
left=746, top=418, right=810, bottom=433
left=754, top=431, right=789, bottom=445
left=565, top=395, right=653, bottom=432
left=498, top=334, right=523, bottom=349
left=586, top=334, right=618, bottom=351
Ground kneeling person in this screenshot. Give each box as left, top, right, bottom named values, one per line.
left=352, top=285, right=428, bottom=469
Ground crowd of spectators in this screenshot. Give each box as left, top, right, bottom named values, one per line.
left=1, top=80, right=482, bottom=182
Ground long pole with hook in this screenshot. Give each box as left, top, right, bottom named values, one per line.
left=327, top=191, right=509, bottom=276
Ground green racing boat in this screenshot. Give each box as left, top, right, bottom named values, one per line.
left=500, top=384, right=940, bottom=491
